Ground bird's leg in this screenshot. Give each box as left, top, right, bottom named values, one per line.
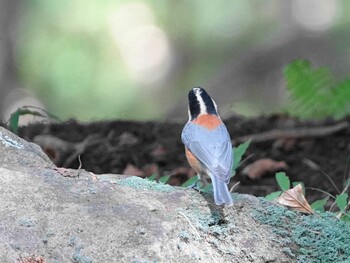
left=187, top=176, right=201, bottom=192
left=201, top=175, right=210, bottom=186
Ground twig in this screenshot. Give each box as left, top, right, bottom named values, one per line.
left=178, top=212, right=218, bottom=263
left=303, top=158, right=341, bottom=194
left=77, top=155, right=82, bottom=169
left=235, top=121, right=349, bottom=143
left=75, top=155, right=83, bottom=177
left=305, top=187, right=336, bottom=200
left=229, top=181, right=240, bottom=192
left=235, top=153, right=254, bottom=170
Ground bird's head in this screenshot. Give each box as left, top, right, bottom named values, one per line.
left=188, top=87, right=218, bottom=121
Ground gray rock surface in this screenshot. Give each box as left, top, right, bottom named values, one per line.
left=0, top=126, right=293, bottom=262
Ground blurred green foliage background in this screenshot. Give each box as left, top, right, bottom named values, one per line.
left=16, top=0, right=350, bottom=121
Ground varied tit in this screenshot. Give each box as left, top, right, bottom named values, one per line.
left=181, top=87, right=233, bottom=206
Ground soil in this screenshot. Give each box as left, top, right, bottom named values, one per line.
left=16, top=114, right=350, bottom=204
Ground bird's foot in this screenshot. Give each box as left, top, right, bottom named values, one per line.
left=187, top=179, right=202, bottom=192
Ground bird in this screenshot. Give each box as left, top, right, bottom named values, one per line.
left=181, top=87, right=234, bottom=206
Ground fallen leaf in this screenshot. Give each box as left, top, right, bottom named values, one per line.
left=143, top=163, right=159, bottom=177
left=122, top=163, right=159, bottom=178
left=276, top=184, right=314, bottom=214
left=242, top=159, right=288, bottom=180
left=123, top=164, right=145, bottom=177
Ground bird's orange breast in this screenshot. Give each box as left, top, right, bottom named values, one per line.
left=185, top=147, right=204, bottom=174
left=192, top=114, right=222, bottom=130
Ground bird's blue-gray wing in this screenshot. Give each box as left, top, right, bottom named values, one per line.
left=181, top=122, right=233, bottom=183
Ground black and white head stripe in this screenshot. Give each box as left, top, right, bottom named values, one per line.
left=188, top=87, right=218, bottom=120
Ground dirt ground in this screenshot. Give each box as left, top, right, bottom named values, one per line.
left=17, top=114, right=350, bottom=204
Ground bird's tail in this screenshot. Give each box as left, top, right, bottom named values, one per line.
left=211, top=174, right=233, bottom=206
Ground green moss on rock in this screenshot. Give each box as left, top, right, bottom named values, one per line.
left=254, top=198, right=350, bottom=262
left=117, top=176, right=175, bottom=193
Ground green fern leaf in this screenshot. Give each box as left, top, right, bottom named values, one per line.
left=284, top=60, right=350, bottom=119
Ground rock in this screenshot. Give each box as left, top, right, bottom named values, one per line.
left=0, top=126, right=54, bottom=169
left=0, top=126, right=349, bottom=262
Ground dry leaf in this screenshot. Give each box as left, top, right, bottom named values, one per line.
left=143, top=163, right=159, bottom=177
left=123, top=164, right=145, bottom=177
left=276, top=184, right=314, bottom=214
left=242, top=158, right=288, bottom=180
